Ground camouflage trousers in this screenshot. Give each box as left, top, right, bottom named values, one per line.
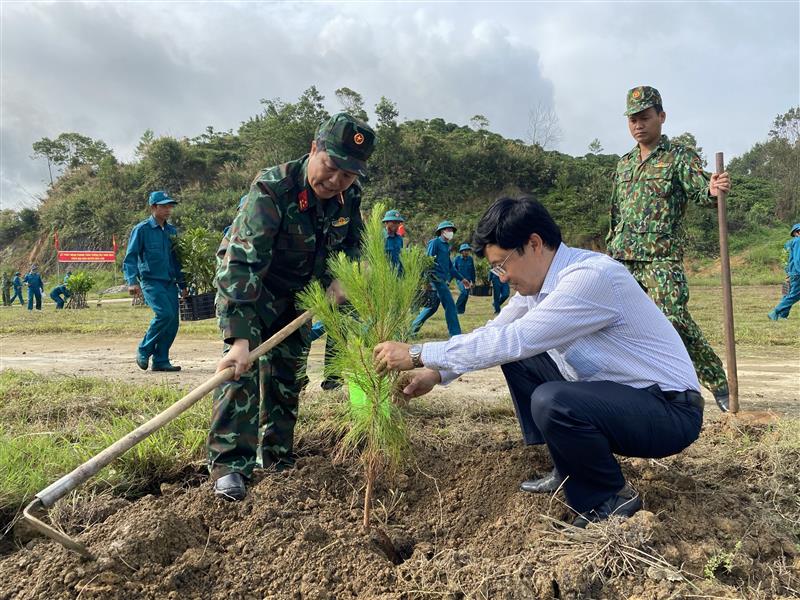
left=623, top=260, right=728, bottom=394
left=207, top=298, right=311, bottom=481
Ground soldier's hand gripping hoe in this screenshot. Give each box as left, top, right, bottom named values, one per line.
left=23, top=310, right=313, bottom=559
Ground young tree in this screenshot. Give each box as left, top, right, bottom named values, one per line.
left=335, top=87, right=369, bottom=122
left=375, top=96, right=399, bottom=128
left=298, top=203, right=427, bottom=531
left=527, top=100, right=562, bottom=149
left=588, top=138, right=604, bottom=154
left=470, top=114, right=490, bottom=131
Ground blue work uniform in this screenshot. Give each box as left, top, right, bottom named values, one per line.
left=11, top=276, right=24, bottom=305
left=123, top=215, right=186, bottom=369
left=489, top=271, right=511, bottom=314
left=769, top=233, right=800, bottom=320
left=384, top=231, right=404, bottom=270
left=23, top=272, right=44, bottom=310
left=411, top=237, right=466, bottom=337
left=49, top=273, right=72, bottom=309
left=453, top=254, right=475, bottom=314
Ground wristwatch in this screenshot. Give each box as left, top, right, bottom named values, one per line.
left=409, top=344, right=424, bottom=368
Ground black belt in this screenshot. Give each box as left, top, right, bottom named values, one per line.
left=662, top=389, right=704, bottom=410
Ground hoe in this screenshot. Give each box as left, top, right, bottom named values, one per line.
left=23, top=310, right=313, bottom=559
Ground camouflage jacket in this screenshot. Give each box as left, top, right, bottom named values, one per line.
left=606, top=135, right=715, bottom=261
left=216, top=155, right=363, bottom=342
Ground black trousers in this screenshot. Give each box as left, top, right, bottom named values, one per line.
left=501, top=354, right=703, bottom=512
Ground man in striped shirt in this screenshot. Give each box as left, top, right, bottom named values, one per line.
left=374, top=197, right=704, bottom=527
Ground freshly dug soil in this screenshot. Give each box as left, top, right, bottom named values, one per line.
left=1, top=413, right=798, bottom=599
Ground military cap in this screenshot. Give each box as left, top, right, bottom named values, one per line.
left=436, top=220, right=457, bottom=233
left=625, top=86, right=663, bottom=116
left=382, top=209, right=405, bottom=222
left=148, top=190, right=178, bottom=206
left=791, top=223, right=800, bottom=234
left=316, top=113, right=376, bottom=177
left=14, top=272, right=20, bottom=276
left=458, top=243, right=471, bottom=252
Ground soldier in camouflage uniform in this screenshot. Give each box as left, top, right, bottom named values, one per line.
left=208, top=113, right=375, bottom=501
left=606, top=86, right=732, bottom=412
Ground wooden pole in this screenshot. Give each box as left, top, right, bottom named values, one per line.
left=715, top=153, right=739, bottom=413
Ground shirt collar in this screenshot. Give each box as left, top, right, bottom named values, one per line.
left=539, top=242, right=572, bottom=296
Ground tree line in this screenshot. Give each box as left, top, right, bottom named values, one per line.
left=1, top=87, right=797, bottom=271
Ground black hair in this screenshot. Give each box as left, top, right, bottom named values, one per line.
left=472, top=196, right=562, bottom=257
left=653, top=103, right=664, bottom=114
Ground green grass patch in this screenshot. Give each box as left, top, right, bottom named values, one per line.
left=0, top=371, right=210, bottom=513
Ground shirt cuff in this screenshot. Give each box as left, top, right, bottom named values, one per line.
left=438, top=369, right=461, bottom=386
left=421, top=341, right=449, bottom=371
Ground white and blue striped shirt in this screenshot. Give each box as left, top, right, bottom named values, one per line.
left=422, top=243, right=700, bottom=393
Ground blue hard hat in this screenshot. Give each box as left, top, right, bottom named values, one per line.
left=382, top=209, right=405, bottom=222
left=792, top=223, right=800, bottom=234
left=436, top=220, right=456, bottom=233
left=458, top=243, right=471, bottom=252
left=148, top=190, right=177, bottom=206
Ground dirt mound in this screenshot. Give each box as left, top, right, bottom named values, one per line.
left=1, top=420, right=798, bottom=599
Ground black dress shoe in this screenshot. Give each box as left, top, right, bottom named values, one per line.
left=320, top=377, right=342, bottom=391
left=213, top=472, right=247, bottom=501
left=152, top=364, right=182, bottom=372
left=520, top=467, right=564, bottom=494
left=572, top=484, right=642, bottom=528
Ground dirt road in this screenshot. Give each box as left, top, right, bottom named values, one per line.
left=1, top=333, right=796, bottom=417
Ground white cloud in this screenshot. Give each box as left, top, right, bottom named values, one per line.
left=1, top=1, right=797, bottom=210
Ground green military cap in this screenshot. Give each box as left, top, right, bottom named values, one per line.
left=436, top=220, right=457, bottom=233
left=458, top=243, right=471, bottom=252
left=625, top=86, right=663, bottom=116
left=382, top=209, right=405, bottom=222
left=316, top=113, right=376, bottom=177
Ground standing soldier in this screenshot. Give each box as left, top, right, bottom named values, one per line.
left=454, top=243, right=476, bottom=314
left=606, top=86, right=732, bottom=411
left=123, top=191, right=188, bottom=372
left=23, top=265, right=44, bottom=311
left=10, top=272, right=24, bottom=306
left=208, top=113, right=375, bottom=501
left=1, top=272, right=11, bottom=306
left=411, top=221, right=471, bottom=337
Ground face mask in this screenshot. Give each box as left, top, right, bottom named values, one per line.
left=442, top=231, right=454, bottom=241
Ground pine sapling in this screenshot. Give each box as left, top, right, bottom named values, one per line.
left=298, top=203, right=427, bottom=531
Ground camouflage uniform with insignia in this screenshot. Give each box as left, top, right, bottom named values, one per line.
left=607, top=86, right=728, bottom=399
left=207, top=113, right=374, bottom=480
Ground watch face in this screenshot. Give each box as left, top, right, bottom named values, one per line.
left=410, top=344, right=422, bottom=356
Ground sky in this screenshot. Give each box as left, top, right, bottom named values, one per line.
left=2, top=1, right=798, bottom=210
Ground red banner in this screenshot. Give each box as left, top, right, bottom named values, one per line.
left=58, top=250, right=116, bottom=263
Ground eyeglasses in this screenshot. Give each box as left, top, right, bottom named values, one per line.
left=490, top=250, right=515, bottom=277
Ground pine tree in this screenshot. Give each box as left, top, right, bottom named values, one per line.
left=298, top=203, right=427, bottom=530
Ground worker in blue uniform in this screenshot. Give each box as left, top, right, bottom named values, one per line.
left=10, top=272, right=24, bottom=305
left=411, top=220, right=470, bottom=337
left=123, top=191, right=187, bottom=372
left=23, top=265, right=44, bottom=311
left=489, top=270, right=511, bottom=314
left=454, top=243, right=476, bottom=314
left=769, top=223, right=800, bottom=320
left=49, top=271, right=72, bottom=309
